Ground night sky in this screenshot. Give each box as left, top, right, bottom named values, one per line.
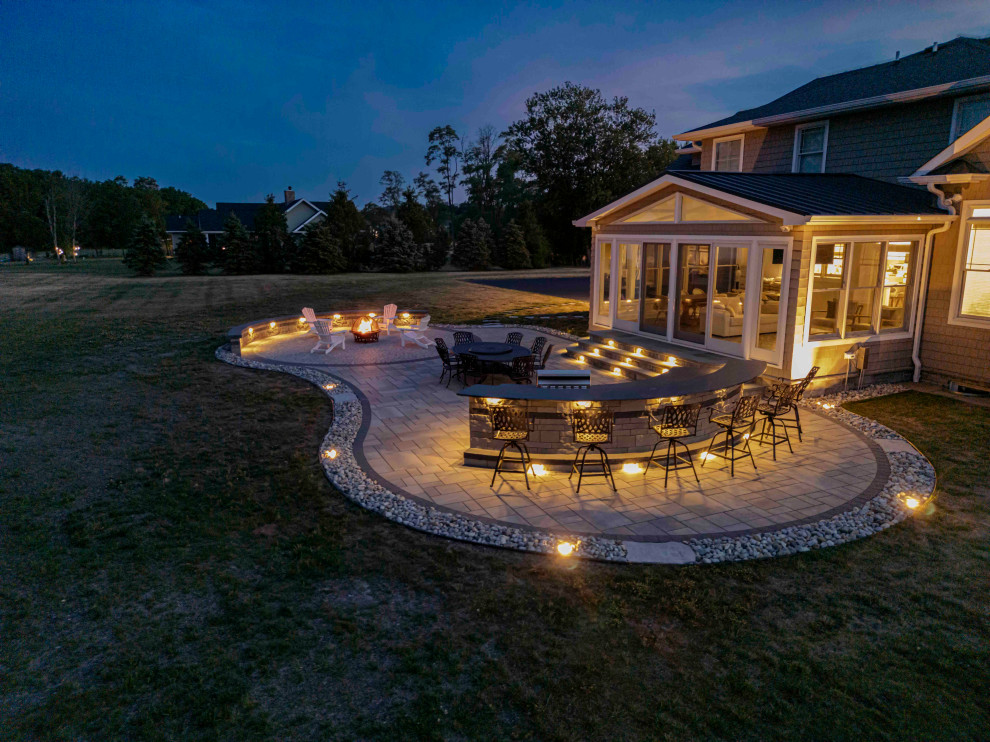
left=2, top=0, right=988, bottom=206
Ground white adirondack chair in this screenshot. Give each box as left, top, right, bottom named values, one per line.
left=301, top=307, right=318, bottom=336
left=310, top=319, right=345, bottom=354
left=399, top=314, right=433, bottom=348
left=380, top=303, right=398, bottom=334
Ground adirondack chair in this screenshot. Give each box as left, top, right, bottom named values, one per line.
left=310, top=319, right=345, bottom=354
left=380, top=304, right=398, bottom=334
left=399, top=314, right=434, bottom=348
left=301, top=307, right=318, bottom=336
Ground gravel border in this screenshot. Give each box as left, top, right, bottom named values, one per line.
left=217, top=327, right=935, bottom=565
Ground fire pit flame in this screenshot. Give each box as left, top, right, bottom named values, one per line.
left=351, top=315, right=381, bottom=343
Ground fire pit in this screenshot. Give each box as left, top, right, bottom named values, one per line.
left=351, top=315, right=380, bottom=343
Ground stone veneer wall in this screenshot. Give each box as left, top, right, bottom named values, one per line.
left=230, top=310, right=429, bottom=355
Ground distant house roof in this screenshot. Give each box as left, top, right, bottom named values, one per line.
left=574, top=171, right=948, bottom=227
left=165, top=199, right=331, bottom=232
left=666, top=152, right=700, bottom=171
left=679, top=36, right=990, bottom=138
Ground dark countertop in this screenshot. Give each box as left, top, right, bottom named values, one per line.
left=458, top=358, right=767, bottom=402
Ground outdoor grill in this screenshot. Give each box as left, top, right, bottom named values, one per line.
left=351, top=315, right=380, bottom=343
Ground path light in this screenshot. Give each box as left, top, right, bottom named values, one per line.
left=485, top=397, right=504, bottom=407
left=556, top=540, right=577, bottom=556
left=323, top=383, right=336, bottom=391
left=612, top=367, right=621, bottom=375
left=578, top=355, right=586, bottom=363
left=622, top=462, right=643, bottom=474
left=607, top=340, right=616, bottom=347
left=323, top=449, right=338, bottom=460
left=528, top=464, right=546, bottom=476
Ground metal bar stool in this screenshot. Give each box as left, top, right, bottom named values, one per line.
left=646, top=402, right=702, bottom=487
left=569, top=408, right=616, bottom=493
left=702, top=393, right=761, bottom=476
left=489, top=404, right=533, bottom=490
left=765, top=366, right=819, bottom=442
left=755, top=381, right=801, bottom=460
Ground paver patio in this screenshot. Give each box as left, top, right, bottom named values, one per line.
left=244, top=326, right=883, bottom=542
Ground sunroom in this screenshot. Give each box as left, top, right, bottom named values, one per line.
left=574, top=172, right=954, bottom=382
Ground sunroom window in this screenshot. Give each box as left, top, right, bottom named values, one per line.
left=808, top=240, right=917, bottom=339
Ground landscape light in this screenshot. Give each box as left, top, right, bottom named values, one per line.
left=622, top=462, right=643, bottom=474
left=248, top=327, right=254, bottom=335
left=577, top=355, right=586, bottom=363
left=635, top=348, right=643, bottom=356
left=528, top=464, right=546, bottom=476
left=323, top=383, right=336, bottom=391
left=333, top=313, right=341, bottom=319
left=269, top=321, right=276, bottom=329
left=323, top=449, right=338, bottom=460
left=592, top=348, right=600, bottom=356
left=607, top=340, right=616, bottom=347
left=369, top=312, right=376, bottom=317
left=613, top=367, right=621, bottom=375
left=556, top=541, right=575, bottom=556
left=299, top=316, right=306, bottom=323
left=402, top=312, right=410, bottom=318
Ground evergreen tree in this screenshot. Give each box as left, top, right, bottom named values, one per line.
left=221, top=212, right=258, bottom=274
left=292, top=220, right=346, bottom=274
left=375, top=217, right=421, bottom=273
left=324, top=182, right=368, bottom=270
left=175, top=219, right=210, bottom=275
left=518, top=201, right=551, bottom=268
left=397, top=187, right=431, bottom=244
left=451, top=218, right=491, bottom=271
left=501, top=220, right=531, bottom=270
left=123, top=216, right=167, bottom=276
left=254, top=194, right=290, bottom=272
left=426, top=226, right=451, bottom=271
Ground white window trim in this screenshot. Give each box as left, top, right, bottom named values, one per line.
left=948, top=200, right=990, bottom=328
left=593, top=233, right=792, bottom=367
left=803, top=235, right=922, bottom=346
left=949, top=94, right=990, bottom=144
left=791, top=120, right=829, bottom=173
left=712, top=135, right=745, bottom=172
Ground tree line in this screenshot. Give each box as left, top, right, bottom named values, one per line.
left=0, top=164, right=205, bottom=258
left=3, top=81, right=677, bottom=274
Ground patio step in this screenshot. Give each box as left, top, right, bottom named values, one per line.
left=561, top=342, right=666, bottom=380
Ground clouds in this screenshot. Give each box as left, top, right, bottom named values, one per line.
left=1, top=0, right=987, bottom=205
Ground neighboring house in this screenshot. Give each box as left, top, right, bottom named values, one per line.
left=575, top=36, right=990, bottom=392
left=164, top=188, right=328, bottom=254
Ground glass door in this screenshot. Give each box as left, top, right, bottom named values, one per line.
left=750, top=244, right=787, bottom=363
left=673, top=243, right=710, bottom=344
left=614, top=242, right=642, bottom=331
left=707, top=243, right=749, bottom=354
left=595, top=240, right=612, bottom=327
left=640, top=243, right=671, bottom=336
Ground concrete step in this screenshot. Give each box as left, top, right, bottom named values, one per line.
left=568, top=338, right=679, bottom=375
left=561, top=344, right=660, bottom=380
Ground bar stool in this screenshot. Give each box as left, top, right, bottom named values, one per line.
left=702, top=393, right=761, bottom=476
left=489, top=404, right=533, bottom=490
left=569, top=408, right=616, bottom=493
left=646, top=402, right=702, bottom=487
left=755, top=382, right=800, bottom=460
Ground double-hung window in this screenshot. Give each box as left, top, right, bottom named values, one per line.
left=952, top=205, right=990, bottom=324
left=951, top=95, right=990, bottom=142
left=713, top=136, right=743, bottom=171
left=808, top=239, right=917, bottom=339
left=792, top=121, right=828, bottom=173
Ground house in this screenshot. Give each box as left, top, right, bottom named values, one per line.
left=164, top=188, right=329, bottom=254
left=574, top=36, right=990, bottom=393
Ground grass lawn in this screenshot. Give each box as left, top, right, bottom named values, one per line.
left=1, top=261, right=988, bottom=741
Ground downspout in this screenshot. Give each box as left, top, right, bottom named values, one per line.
left=911, top=184, right=959, bottom=382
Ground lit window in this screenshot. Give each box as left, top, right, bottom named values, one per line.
left=951, top=95, right=990, bottom=142
left=713, top=137, right=743, bottom=171
left=793, top=122, right=828, bottom=173
left=808, top=240, right=918, bottom=340
left=680, top=196, right=754, bottom=222
left=958, top=215, right=990, bottom=320
left=622, top=195, right=676, bottom=223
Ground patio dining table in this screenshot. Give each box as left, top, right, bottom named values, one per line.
left=453, top=341, right=532, bottom=385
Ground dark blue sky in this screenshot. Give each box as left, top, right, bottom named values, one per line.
left=2, top=0, right=988, bottom=206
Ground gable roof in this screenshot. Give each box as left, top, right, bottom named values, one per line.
left=165, top=199, right=330, bottom=232
left=574, top=172, right=949, bottom=227
left=679, top=36, right=990, bottom=139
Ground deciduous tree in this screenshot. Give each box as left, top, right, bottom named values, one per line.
left=426, top=125, right=460, bottom=208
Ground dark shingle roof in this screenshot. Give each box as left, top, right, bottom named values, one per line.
left=668, top=171, right=944, bottom=216
left=689, top=36, right=990, bottom=132
left=166, top=199, right=331, bottom=232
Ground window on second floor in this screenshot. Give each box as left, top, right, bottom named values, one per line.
left=951, top=94, right=990, bottom=142
left=792, top=121, right=828, bottom=173
left=712, top=135, right=743, bottom=171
